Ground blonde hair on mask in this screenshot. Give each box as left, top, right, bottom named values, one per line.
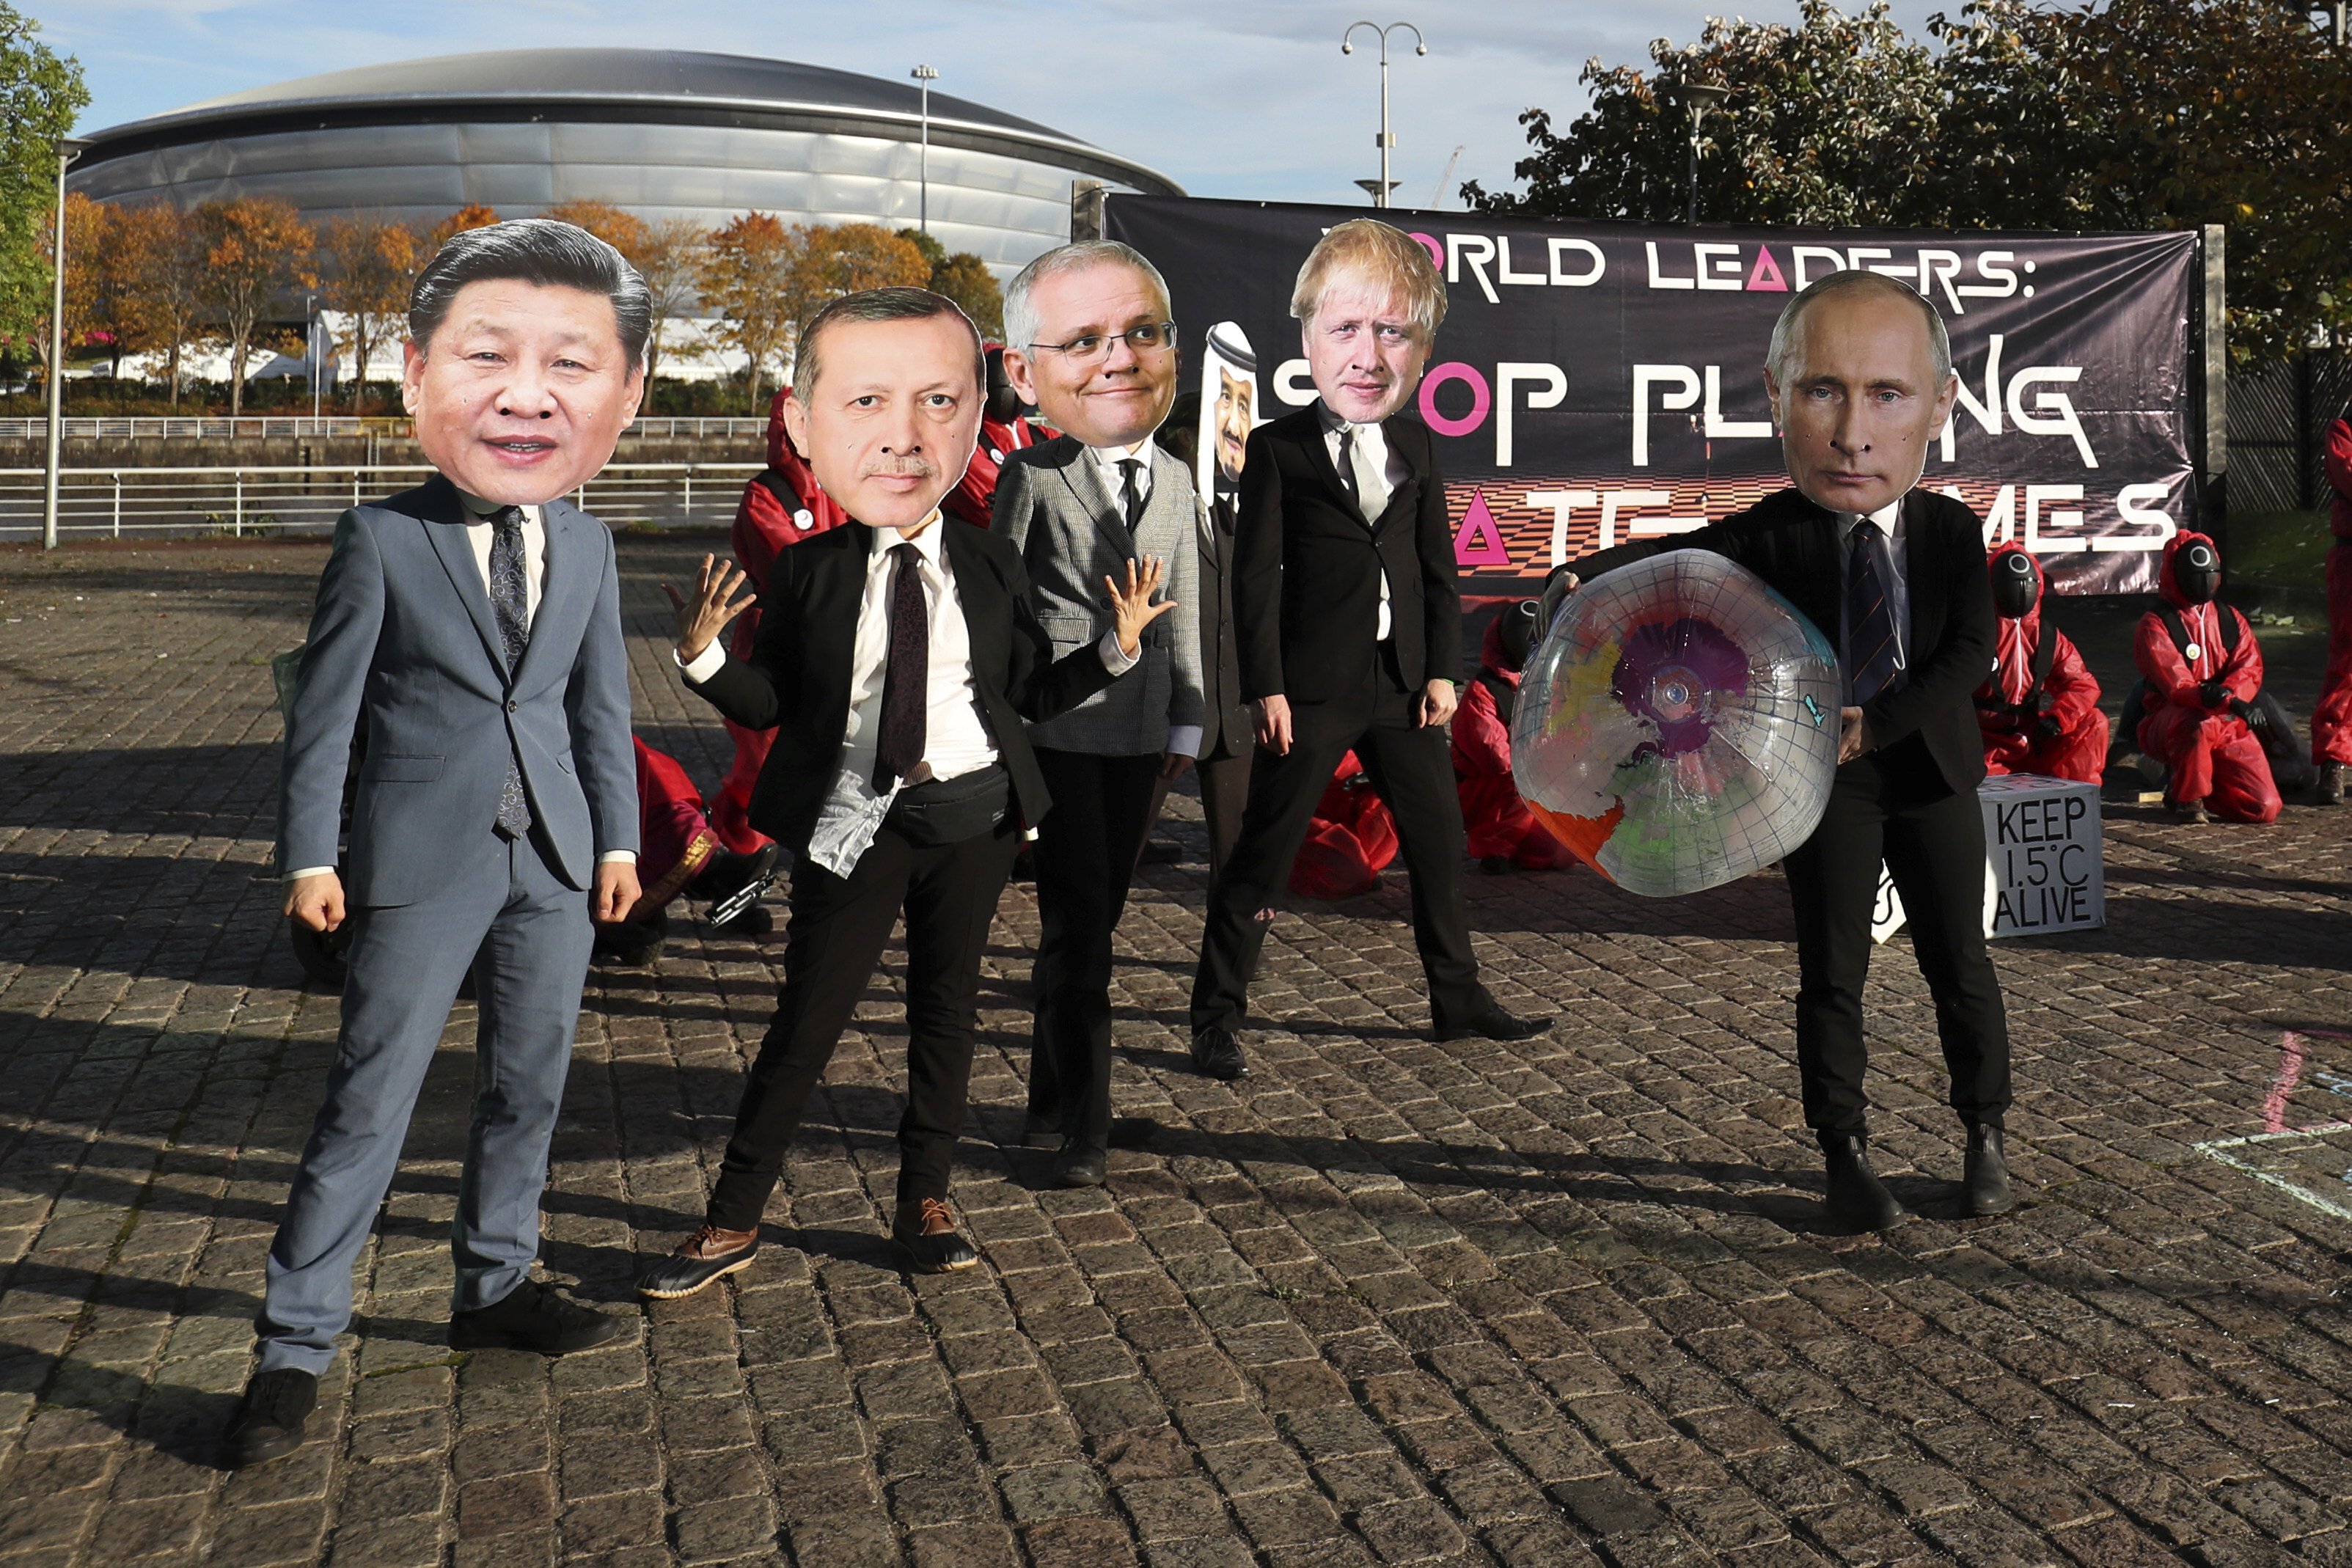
left=1290, top=219, right=1448, bottom=340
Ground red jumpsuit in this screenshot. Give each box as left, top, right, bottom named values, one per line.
left=1287, top=752, right=1399, bottom=900
left=710, top=386, right=1049, bottom=851
left=635, top=738, right=721, bottom=908
left=1974, top=544, right=2108, bottom=785
left=2313, top=417, right=2352, bottom=766
left=2134, top=531, right=2281, bottom=823
left=1451, top=615, right=1575, bottom=868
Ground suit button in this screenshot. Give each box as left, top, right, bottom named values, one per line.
left=506, top=700, right=518, bottom=713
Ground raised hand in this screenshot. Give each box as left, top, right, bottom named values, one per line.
left=662, top=554, right=755, bottom=662
left=1104, top=555, right=1178, bottom=661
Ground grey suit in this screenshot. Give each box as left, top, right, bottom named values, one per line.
left=996, top=437, right=1204, bottom=755
left=994, top=436, right=1204, bottom=1154
left=265, top=475, right=636, bottom=1375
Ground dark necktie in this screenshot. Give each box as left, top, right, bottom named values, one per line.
left=1843, top=518, right=1902, bottom=708
left=872, top=543, right=928, bottom=792
left=487, top=507, right=534, bottom=837
left=1334, top=429, right=1363, bottom=516
left=1118, top=458, right=1146, bottom=536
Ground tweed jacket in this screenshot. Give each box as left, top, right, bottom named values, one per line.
left=993, top=434, right=1206, bottom=756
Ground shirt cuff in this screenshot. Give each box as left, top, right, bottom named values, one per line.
left=282, top=866, right=336, bottom=883
left=598, top=851, right=638, bottom=865
left=677, top=642, right=727, bottom=683
left=1097, top=629, right=1139, bottom=675
left=1165, top=725, right=1202, bottom=760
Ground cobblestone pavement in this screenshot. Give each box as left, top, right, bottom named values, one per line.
left=4, top=536, right=2352, bottom=1568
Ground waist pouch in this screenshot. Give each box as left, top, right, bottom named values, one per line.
left=887, top=763, right=1009, bottom=847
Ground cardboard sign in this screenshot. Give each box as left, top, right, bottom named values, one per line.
left=1869, top=774, right=2103, bottom=943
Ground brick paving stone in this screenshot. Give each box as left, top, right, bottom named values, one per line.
left=6, top=540, right=2352, bottom=1565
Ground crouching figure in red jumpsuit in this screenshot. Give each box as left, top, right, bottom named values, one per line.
left=2134, top=532, right=2281, bottom=825
left=593, top=739, right=781, bottom=964
left=1974, top=546, right=2106, bottom=785
left=2312, top=411, right=2352, bottom=804
left=1453, top=600, right=1576, bottom=872
left=1286, top=752, right=1400, bottom=900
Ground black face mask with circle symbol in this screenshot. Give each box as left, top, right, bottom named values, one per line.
left=2175, top=540, right=2221, bottom=606
left=1989, top=552, right=2040, bottom=620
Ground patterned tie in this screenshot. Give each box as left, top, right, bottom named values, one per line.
left=1843, top=518, right=1902, bottom=708
left=487, top=507, right=534, bottom=837
left=871, top=543, right=928, bottom=792
left=1118, top=458, right=1146, bottom=536
left=1334, top=429, right=1363, bottom=516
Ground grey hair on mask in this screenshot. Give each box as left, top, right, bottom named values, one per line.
left=1765, top=268, right=1952, bottom=390
left=1003, top=241, right=1172, bottom=354
left=410, top=218, right=651, bottom=368
left=792, top=286, right=984, bottom=404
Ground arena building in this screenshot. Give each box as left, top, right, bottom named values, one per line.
left=68, top=48, right=1182, bottom=279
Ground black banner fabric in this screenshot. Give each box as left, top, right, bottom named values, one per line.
left=1107, top=194, right=2201, bottom=598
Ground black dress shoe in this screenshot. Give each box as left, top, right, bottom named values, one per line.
left=2320, top=761, right=2345, bottom=806
left=1190, top=1027, right=1249, bottom=1081
left=448, top=1278, right=627, bottom=1354
left=893, top=1198, right=978, bottom=1273
left=1051, top=1140, right=1108, bottom=1188
left=691, top=842, right=780, bottom=924
left=1432, top=1000, right=1553, bottom=1043
left=637, top=1223, right=761, bottom=1301
left=1820, top=1132, right=1908, bottom=1232
left=226, top=1368, right=317, bottom=1469
left=1963, top=1124, right=2015, bottom=1217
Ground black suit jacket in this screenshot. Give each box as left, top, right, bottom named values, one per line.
left=687, top=518, right=1118, bottom=855
left=1198, top=492, right=1252, bottom=757
left=1572, top=486, right=1994, bottom=794
left=1233, top=406, right=1463, bottom=706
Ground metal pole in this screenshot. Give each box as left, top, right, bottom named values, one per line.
left=911, top=65, right=939, bottom=235
left=1678, top=86, right=1727, bottom=225
left=1343, top=24, right=1422, bottom=210
left=43, top=139, right=89, bottom=552
left=308, top=293, right=320, bottom=421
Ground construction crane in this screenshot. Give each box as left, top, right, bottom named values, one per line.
left=1428, top=147, right=1465, bottom=210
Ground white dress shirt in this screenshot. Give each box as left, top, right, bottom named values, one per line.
left=1080, top=440, right=1200, bottom=760
left=1319, top=403, right=1402, bottom=642
left=286, top=490, right=634, bottom=882
left=678, top=513, right=1137, bottom=876
left=1835, top=498, right=1910, bottom=700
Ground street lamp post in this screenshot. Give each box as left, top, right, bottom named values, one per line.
left=910, top=65, right=938, bottom=235
left=43, top=136, right=89, bottom=553
left=1679, top=83, right=1729, bottom=225
left=1342, top=21, right=1425, bottom=209
left=307, top=291, right=320, bottom=421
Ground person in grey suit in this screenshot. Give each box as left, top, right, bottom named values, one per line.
left=995, top=241, right=1204, bottom=1189
left=230, top=221, right=646, bottom=1468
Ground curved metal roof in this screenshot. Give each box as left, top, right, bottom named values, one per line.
left=79, top=48, right=1183, bottom=197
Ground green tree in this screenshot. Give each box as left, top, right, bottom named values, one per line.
left=900, top=226, right=1006, bottom=337
left=0, top=5, right=87, bottom=362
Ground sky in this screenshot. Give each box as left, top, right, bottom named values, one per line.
left=45, top=0, right=1951, bottom=209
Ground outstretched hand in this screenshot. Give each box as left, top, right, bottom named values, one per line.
left=1105, top=555, right=1176, bottom=661
left=662, top=555, right=755, bottom=663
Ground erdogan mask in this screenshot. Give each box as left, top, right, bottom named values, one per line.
left=2175, top=539, right=2221, bottom=605
left=1989, top=552, right=2040, bottom=620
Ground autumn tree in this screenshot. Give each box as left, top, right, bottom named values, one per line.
left=540, top=198, right=649, bottom=257
left=0, top=6, right=87, bottom=355
left=426, top=202, right=500, bottom=254
left=794, top=221, right=930, bottom=306
left=901, top=226, right=1005, bottom=337
left=199, top=197, right=315, bottom=417
left=631, top=216, right=706, bottom=383
left=320, top=213, right=419, bottom=411
left=697, top=211, right=799, bottom=407
left=32, top=190, right=103, bottom=389
left=111, top=202, right=204, bottom=409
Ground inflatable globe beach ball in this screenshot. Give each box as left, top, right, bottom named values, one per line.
left=1511, top=549, right=1841, bottom=898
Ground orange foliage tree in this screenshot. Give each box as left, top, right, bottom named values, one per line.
left=320, top=214, right=420, bottom=411
left=198, top=197, right=316, bottom=417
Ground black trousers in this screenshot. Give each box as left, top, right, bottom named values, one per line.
left=1780, top=736, right=2012, bottom=1137
left=706, top=816, right=1017, bottom=1230
left=1138, top=741, right=1254, bottom=882
left=1025, top=748, right=1162, bottom=1151
left=1190, top=656, right=1484, bottom=1038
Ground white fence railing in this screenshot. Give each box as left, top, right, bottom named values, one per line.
left=0, top=416, right=768, bottom=442
left=0, top=463, right=766, bottom=541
